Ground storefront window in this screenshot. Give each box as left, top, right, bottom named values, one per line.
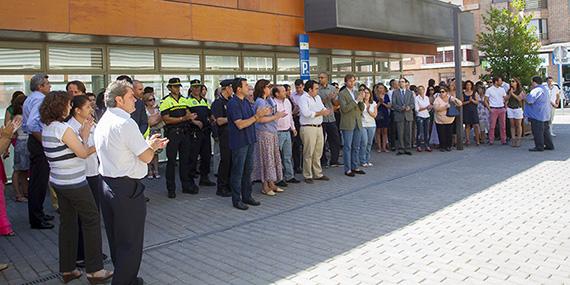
left=161, top=53, right=200, bottom=71
left=49, top=74, right=105, bottom=94
left=376, top=60, right=389, bottom=72
left=205, top=55, right=239, bottom=71
left=277, top=57, right=299, bottom=72
left=243, top=57, right=273, bottom=72
left=356, top=76, right=374, bottom=88
left=203, top=74, right=235, bottom=102
left=389, top=59, right=402, bottom=72
left=355, top=58, right=374, bottom=73
left=109, top=48, right=155, bottom=70
left=276, top=74, right=299, bottom=85
left=0, top=48, right=41, bottom=70
left=49, top=47, right=103, bottom=70
left=332, top=57, right=352, bottom=72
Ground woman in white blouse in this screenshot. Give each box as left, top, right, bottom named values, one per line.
left=359, top=86, right=377, bottom=167
left=414, top=86, right=432, bottom=152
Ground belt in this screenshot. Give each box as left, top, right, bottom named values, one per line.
left=490, top=107, right=505, bottom=109
left=302, top=124, right=321, bottom=127
left=278, top=130, right=291, bottom=132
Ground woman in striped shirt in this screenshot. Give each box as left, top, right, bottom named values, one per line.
left=40, top=91, right=112, bottom=284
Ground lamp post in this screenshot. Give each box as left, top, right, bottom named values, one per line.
left=453, top=6, right=464, bottom=150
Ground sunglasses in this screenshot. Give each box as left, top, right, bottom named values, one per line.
left=147, top=98, right=155, bottom=101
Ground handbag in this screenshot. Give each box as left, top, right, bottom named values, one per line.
left=446, top=98, right=460, bottom=117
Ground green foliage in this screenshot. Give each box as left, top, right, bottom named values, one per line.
left=476, top=0, right=541, bottom=86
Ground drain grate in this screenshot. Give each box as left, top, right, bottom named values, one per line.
left=20, top=272, right=61, bottom=285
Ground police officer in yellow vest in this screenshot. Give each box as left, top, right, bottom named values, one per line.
left=160, top=78, right=198, bottom=198
left=188, top=79, right=216, bottom=189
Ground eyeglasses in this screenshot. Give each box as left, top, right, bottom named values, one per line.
left=440, top=90, right=447, bottom=93
left=147, top=98, right=155, bottom=101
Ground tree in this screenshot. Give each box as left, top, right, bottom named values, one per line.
left=476, top=0, right=541, bottom=86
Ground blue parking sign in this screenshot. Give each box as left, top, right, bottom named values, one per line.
left=299, top=34, right=310, bottom=80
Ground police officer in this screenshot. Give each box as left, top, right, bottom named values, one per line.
left=160, top=78, right=198, bottom=198
left=187, top=79, right=216, bottom=189
left=211, top=79, right=233, bottom=197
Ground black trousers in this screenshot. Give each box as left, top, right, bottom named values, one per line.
left=529, top=118, right=554, bottom=150
left=292, top=115, right=303, bottom=171
left=436, top=123, right=454, bottom=149
left=321, top=122, right=341, bottom=165
left=388, top=113, right=397, bottom=149
left=53, top=182, right=103, bottom=273
left=77, top=175, right=103, bottom=261
left=101, top=177, right=146, bottom=285
left=165, top=129, right=192, bottom=193
left=27, top=136, right=50, bottom=226
left=189, top=129, right=212, bottom=181
left=217, top=127, right=231, bottom=192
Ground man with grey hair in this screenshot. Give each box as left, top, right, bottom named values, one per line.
left=22, top=73, right=55, bottom=229
left=95, top=80, right=168, bottom=285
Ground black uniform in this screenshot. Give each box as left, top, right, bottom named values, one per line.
left=187, top=95, right=215, bottom=187
left=211, top=94, right=231, bottom=196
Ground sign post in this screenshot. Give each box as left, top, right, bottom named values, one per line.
left=553, top=46, right=568, bottom=108
left=299, top=34, right=310, bottom=81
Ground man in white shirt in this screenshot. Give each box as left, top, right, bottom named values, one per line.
left=298, top=80, right=331, bottom=183
left=290, top=79, right=306, bottom=174
left=546, top=76, right=561, bottom=136
left=94, top=80, right=168, bottom=285
left=485, top=76, right=508, bottom=145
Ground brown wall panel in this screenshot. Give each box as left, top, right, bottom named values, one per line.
left=70, top=0, right=137, bottom=36
left=238, top=0, right=303, bottom=17
left=134, top=0, right=192, bottom=39
left=0, top=0, right=69, bottom=33
left=192, top=0, right=238, bottom=8
left=310, top=33, right=437, bottom=55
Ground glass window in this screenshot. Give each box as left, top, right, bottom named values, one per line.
left=204, top=74, right=235, bottom=102
left=376, top=59, right=389, bottom=72
left=109, top=48, right=155, bottom=70
left=309, top=57, right=318, bottom=73
left=332, top=57, right=352, bottom=72
left=161, top=53, right=200, bottom=70
left=466, top=49, right=474, bottom=62
left=0, top=48, right=41, bottom=70
left=205, top=55, right=239, bottom=71
left=389, top=59, right=401, bottom=72
left=356, top=76, right=374, bottom=89
left=425, top=56, right=435, bottom=64
left=243, top=57, right=273, bottom=72
left=276, top=74, right=301, bottom=85
left=444, top=51, right=454, bottom=62
left=48, top=74, right=105, bottom=93
left=277, top=57, right=299, bottom=72
left=49, top=47, right=103, bottom=70
left=435, top=52, right=444, bottom=63
left=355, top=58, right=374, bottom=73
left=314, top=55, right=329, bottom=73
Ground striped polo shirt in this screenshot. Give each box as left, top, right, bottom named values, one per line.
left=42, top=121, right=87, bottom=188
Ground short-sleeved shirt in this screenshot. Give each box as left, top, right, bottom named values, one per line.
left=485, top=86, right=507, bottom=108
left=42, top=121, right=87, bottom=188
left=212, top=95, right=230, bottom=130
left=317, top=83, right=337, bottom=123
left=159, top=94, right=190, bottom=129
left=253, top=97, right=278, bottom=133
left=187, top=95, right=212, bottom=131
left=227, top=96, right=257, bottom=150
left=548, top=85, right=560, bottom=104
left=67, top=117, right=99, bottom=177
left=362, top=102, right=377, bottom=128
left=94, top=108, right=150, bottom=179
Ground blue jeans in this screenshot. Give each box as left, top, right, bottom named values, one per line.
left=277, top=131, right=294, bottom=181
left=416, top=117, right=430, bottom=148
left=360, top=127, right=375, bottom=164
left=230, top=144, right=254, bottom=205
left=341, top=128, right=361, bottom=172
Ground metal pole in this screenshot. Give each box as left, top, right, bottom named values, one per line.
left=558, top=62, right=563, bottom=109
left=453, top=7, right=464, bottom=150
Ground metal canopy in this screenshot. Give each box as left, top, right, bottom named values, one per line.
left=305, top=0, right=474, bottom=45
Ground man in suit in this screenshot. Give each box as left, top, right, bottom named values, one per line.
left=392, top=78, right=415, bottom=155
left=338, top=74, right=366, bottom=177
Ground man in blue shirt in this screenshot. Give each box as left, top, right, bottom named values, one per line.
left=22, top=73, right=55, bottom=229
left=227, top=78, right=270, bottom=210
left=525, top=76, right=554, bottom=152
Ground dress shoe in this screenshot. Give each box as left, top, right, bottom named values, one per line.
left=275, top=180, right=288, bottom=187
left=315, top=175, right=330, bottom=181
left=345, top=171, right=355, bottom=177
left=167, top=192, right=176, bottom=199
left=352, top=169, right=366, bottom=175
left=136, top=277, right=144, bottom=285
left=405, top=151, right=412, bottom=155
left=182, top=185, right=199, bottom=194
left=199, top=179, right=216, bottom=187
left=243, top=199, right=260, bottom=206
left=304, top=178, right=314, bottom=184
left=145, top=197, right=150, bottom=202
left=445, top=147, right=452, bottom=152
left=528, top=147, right=544, bottom=152
left=396, top=151, right=404, bottom=155
left=43, top=214, right=55, bottom=221
left=261, top=190, right=276, bottom=196
left=31, top=222, right=54, bottom=230
left=330, top=162, right=343, bottom=167
left=62, top=270, right=82, bottom=284
left=545, top=147, right=554, bottom=151
left=216, top=189, right=232, bottom=197
left=233, top=201, right=249, bottom=210
left=86, top=270, right=113, bottom=285
left=286, top=178, right=301, bottom=184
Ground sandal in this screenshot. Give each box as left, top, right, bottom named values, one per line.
left=2, top=231, right=15, bottom=237
left=62, top=270, right=82, bottom=284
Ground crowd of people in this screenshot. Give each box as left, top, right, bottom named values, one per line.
left=0, top=71, right=560, bottom=283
